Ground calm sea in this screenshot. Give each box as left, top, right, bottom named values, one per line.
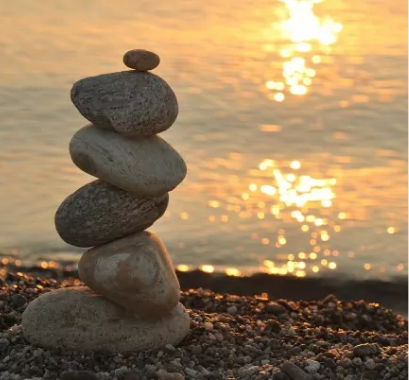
left=0, top=0, right=407, bottom=279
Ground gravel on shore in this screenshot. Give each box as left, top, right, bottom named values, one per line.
left=0, top=272, right=407, bottom=380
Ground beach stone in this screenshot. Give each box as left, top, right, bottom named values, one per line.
left=70, top=124, right=187, bottom=196
left=22, top=287, right=190, bottom=353
left=11, top=294, right=27, bottom=307
left=281, top=363, right=313, bottom=380
left=123, top=49, right=160, bottom=71
left=78, top=231, right=181, bottom=317
left=55, top=180, right=168, bottom=247
left=265, top=301, right=287, bottom=314
left=353, top=343, right=380, bottom=357
left=156, top=369, right=185, bottom=380
left=60, top=371, right=99, bottom=380
left=305, top=360, right=320, bottom=374
left=70, top=71, right=178, bottom=137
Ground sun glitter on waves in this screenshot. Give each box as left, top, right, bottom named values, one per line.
left=199, top=154, right=351, bottom=278
left=246, top=159, right=343, bottom=277
left=264, top=0, right=343, bottom=100
left=256, top=159, right=336, bottom=208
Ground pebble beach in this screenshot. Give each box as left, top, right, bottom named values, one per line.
left=1, top=1, right=408, bottom=379
left=0, top=271, right=407, bottom=380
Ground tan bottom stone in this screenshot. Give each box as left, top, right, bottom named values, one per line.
left=22, top=287, right=190, bottom=353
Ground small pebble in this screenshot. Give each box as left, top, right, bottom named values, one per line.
left=362, top=370, right=379, bottom=380
left=364, top=359, right=376, bottom=370
left=123, top=49, right=160, bottom=71
left=227, top=305, right=238, bottom=315
left=305, top=360, right=320, bottom=373
left=208, top=333, right=217, bottom=340
left=282, top=362, right=313, bottom=380
left=156, top=369, right=184, bottom=380
left=165, top=343, right=176, bottom=352
left=198, top=366, right=211, bottom=376
left=353, top=343, right=379, bottom=357
left=11, top=294, right=27, bottom=307
left=191, top=345, right=202, bottom=355
left=273, top=372, right=290, bottom=380
left=322, top=294, right=338, bottom=304
left=240, top=366, right=260, bottom=376
left=114, top=366, right=130, bottom=379
left=265, top=301, right=287, bottom=314
left=0, top=338, right=10, bottom=352
left=352, top=357, right=363, bottom=366
left=60, top=371, right=99, bottom=380
left=204, top=321, right=214, bottom=330
left=340, top=357, right=352, bottom=368
left=124, top=372, right=141, bottom=380
left=184, top=368, right=198, bottom=377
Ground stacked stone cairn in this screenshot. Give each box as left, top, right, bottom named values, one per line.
left=22, top=50, right=190, bottom=353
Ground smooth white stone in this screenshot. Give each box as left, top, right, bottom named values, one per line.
left=69, top=124, right=187, bottom=196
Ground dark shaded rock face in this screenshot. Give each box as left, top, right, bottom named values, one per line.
left=55, top=180, right=168, bottom=247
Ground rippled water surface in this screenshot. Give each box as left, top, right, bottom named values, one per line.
left=0, top=0, right=407, bottom=278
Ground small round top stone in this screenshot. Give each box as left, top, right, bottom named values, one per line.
left=123, top=49, right=160, bottom=71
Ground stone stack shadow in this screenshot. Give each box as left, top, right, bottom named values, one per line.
left=21, top=50, right=190, bottom=353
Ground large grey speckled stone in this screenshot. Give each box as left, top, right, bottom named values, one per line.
left=22, top=287, right=190, bottom=353
left=55, top=180, right=168, bottom=248
left=79, top=231, right=180, bottom=317
left=69, top=124, right=187, bottom=196
left=70, top=71, right=178, bottom=137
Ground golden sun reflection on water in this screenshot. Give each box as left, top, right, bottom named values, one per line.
left=183, top=157, right=350, bottom=278
left=264, top=0, right=343, bottom=100
left=247, top=159, right=341, bottom=277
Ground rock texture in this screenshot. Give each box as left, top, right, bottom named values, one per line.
left=22, top=287, right=190, bottom=353
left=123, top=49, right=160, bottom=71
left=69, top=124, right=187, bottom=196
left=55, top=180, right=169, bottom=248
left=70, top=71, right=178, bottom=137
left=78, top=231, right=181, bottom=317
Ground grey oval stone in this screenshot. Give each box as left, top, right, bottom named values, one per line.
left=55, top=180, right=169, bottom=248
left=69, top=125, right=187, bottom=196
left=22, top=287, right=190, bottom=353
left=353, top=343, right=380, bottom=357
left=123, top=49, right=160, bottom=71
left=79, top=231, right=180, bottom=316
left=70, top=71, right=178, bottom=137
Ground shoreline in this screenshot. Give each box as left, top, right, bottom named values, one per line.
left=0, top=271, right=407, bottom=380
left=1, top=263, right=407, bottom=316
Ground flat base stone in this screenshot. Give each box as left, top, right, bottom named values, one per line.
left=22, top=287, right=190, bottom=353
